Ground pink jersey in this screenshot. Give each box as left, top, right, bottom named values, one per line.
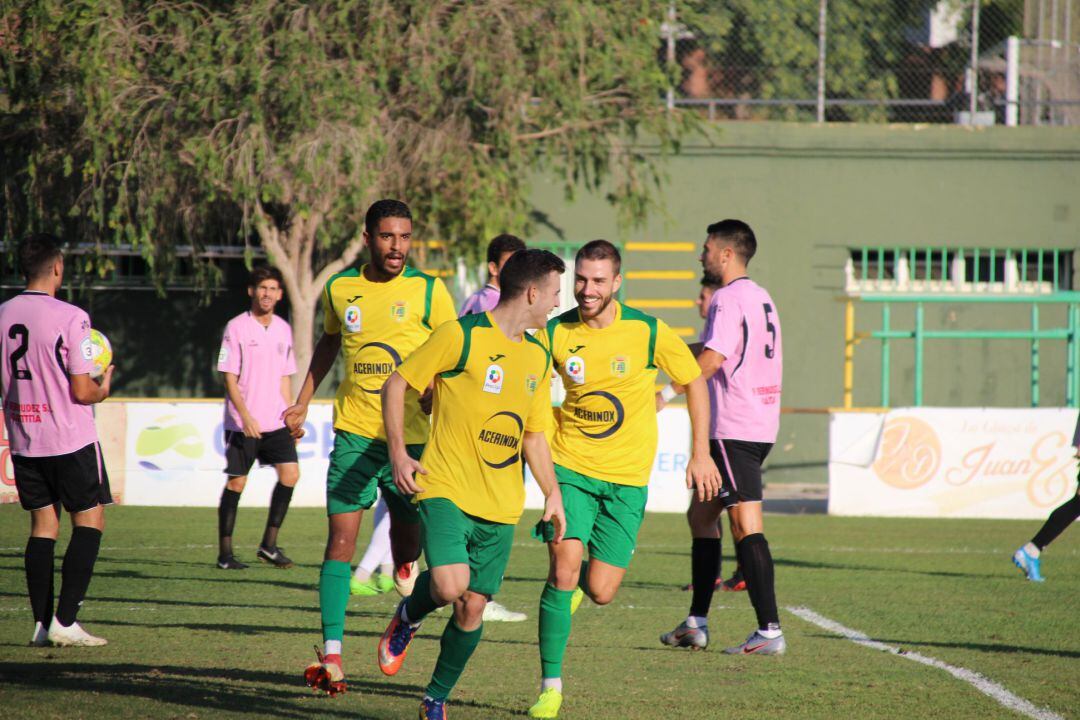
left=217, top=312, right=296, bottom=433
left=459, top=284, right=500, bottom=316
left=700, top=277, right=782, bottom=442
left=0, top=292, right=99, bottom=457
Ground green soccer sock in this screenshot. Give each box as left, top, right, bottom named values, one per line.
left=538, top=583, right=575, bottom=679
left=425, top=619, right=483, bottom=700
left=319, top=560, right=352, bottom=643
left=404, top=569, right=440, bottom=624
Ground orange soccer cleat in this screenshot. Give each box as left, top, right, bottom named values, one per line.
left=304, top=646, right=347, bottom=697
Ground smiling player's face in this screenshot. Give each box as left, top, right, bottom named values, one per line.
left=574, top=257, right=621, bottom=321
left=365, top=217, right=412, bottom=279
left=249, top=279, right=282, bottom=315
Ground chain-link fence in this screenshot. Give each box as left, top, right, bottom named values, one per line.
left=664, top=1, right=1080, bottom=125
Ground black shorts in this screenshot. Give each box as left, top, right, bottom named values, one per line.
left=224, top=427, right=298, bottom=477
left=710, top=439, right=772, bottom=509
left=13, top=442, right=112, bottom=513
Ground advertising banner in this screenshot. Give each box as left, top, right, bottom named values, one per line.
left=829, top=408, right=1079, bottom=519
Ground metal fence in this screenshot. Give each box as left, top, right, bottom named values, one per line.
left=664, top=0, right=1080, bottom=125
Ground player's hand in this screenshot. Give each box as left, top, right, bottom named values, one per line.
left=392, top=452, right=427, bottom=495
left=241, top=414, right=262, bottom=439
left=419, top=386, right=434, bottom=415
left=98, top=365, right=115, bottom=397
left=542, top=489, right=566, bottom=544
left=655, top=391, right=667, bottom=413
left=282, top=403, right=307, bottom=439
left=686, top=453, right=720, bottom=502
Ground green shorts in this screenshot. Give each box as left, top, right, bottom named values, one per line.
left=418, top=498, right=515, bottom=597
left=534, top=464, right=648, bottom=569
left=325, top=430, right=424, bottom=520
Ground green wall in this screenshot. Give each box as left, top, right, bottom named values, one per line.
left=527, top=122, right=1080, bottom=483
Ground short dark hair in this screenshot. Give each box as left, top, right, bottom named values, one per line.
left=18, top=233, right=63, bottom=280
left=498, top=248, right=566, bottom=301
left=575, top=239, right=621, bottom=276
left=249, top=265, right=284, bottom=288
left=706, top=219, right=756, bottom=263
left=487, top=234, right=526, bottom=266
left=365, top=199, right=412, bottom=236
left=700, top=273, right=723, bottom=290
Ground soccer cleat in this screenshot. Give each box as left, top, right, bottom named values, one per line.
left=379, top=599, right=422, bottom=676
left=419, top=697, right=447, bottom=720
left=350, top=575, right=382, bottom=596
left=569, top=587, right=584, bottom=615
left=304, top=646, right=347, bottom=696
left=47, top=617, right=107, bottom=647
left=720, top=575, right=746, bottom=592
left=394, top=561, right=419, bottom=597
left=1012, top=547, right=1045, bottom=582
left=527, top=687, right=564, bottom=719
left=659, top=621, right=708, bottom=650
left=483, top=601, right=527, bottom=622
left=217, top=554, right=249, bottom=570
left=256, top=545, right=293, bottom=568
left=29, top=621, right=49, bottom=647
left=723, top=629, right=786, bottom=655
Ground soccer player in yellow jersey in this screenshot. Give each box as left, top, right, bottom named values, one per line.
left=283, top=199, right=456, bottom=695
left=527, top=240, right=720, bottom=720
left=376, top=249, right=568, bottom=720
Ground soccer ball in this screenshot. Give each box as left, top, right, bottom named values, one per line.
left=87, top=329, right=112, bottom=379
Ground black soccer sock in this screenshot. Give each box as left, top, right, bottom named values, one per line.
left=729, top=564, right=744, bottom=583
left=218, top=488, right=241, bottom=558
left=1032, top=493, right=1080, bottom=551
left=689, top=538, right=721, bottom=618
left=262, top=482, right=295, bottom=549
left=25, top=537, right=56, bottom=625
left=56, top=527, right=102, bottom=627
left=736, top=533, right=780, bottom=630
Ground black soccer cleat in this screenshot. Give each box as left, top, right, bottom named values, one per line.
left=217, top=554, right=249, bottom=570
left=256, top=545, right=293, bottom=568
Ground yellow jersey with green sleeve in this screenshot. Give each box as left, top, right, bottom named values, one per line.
left=323, top=264, right=456, bottom=444
left=543, top=301, right=700, bottom=487
left=396, top=312, right=552, bottom=524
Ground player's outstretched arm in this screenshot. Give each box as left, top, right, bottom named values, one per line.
left=382, top=372, right=426, bottom=494
left=70, top=366, right=113, bottom=405
left=684, top=375, right=720, bottom=502
left=283, top=332, right=340, bottom=436
left=656, top=348, right=726, bottom=411
left=522, top=431, right=565, bottom=543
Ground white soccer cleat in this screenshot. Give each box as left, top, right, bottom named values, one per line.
left=482, top=601, right=527, bottom=623
left=29, top=621, right=49, bottom=647
left=47, top=617, right=108, bottom=647
left=393, top=561, right=419, bottom=597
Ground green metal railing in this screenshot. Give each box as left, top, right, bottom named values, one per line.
left=846, top=294, right=1080, bottom=409
left=850, top=246, right=1072, bottom=289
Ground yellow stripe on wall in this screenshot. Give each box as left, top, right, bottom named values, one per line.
left=625, top=299, right=695, bottom=309
left=625, top=242, right=696, bottom=252
left=625, top=270, right=696, bottom=280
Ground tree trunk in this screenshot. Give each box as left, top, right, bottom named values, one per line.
left=288, top=285, right=318, bottom=399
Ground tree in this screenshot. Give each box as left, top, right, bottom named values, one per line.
left=3, top=0, right=694, bottom=385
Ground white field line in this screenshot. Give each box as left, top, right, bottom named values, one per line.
left=786, top=606, right=1064, bottom=720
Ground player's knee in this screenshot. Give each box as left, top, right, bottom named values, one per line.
left=431, top=575, right=467, bottom=604
left=588, top=585, right=617, bottom=606
left=277, top=465, right=299, bottom=487
left=549, top=564, right=580, bottom=591
left=460, top=592, right=487, bottom=624
left=226, top=476, right=247, bottom=492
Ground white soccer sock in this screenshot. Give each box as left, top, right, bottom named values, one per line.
left=685, top=615, right=708, bottom=629
left=324, top=639, right=342, bottom=656
left=758, top=627, right=783, bottom=639
left=1023, top=542, right=1041, bottom=558
left=541, top=677, right=563, bottom=693
left=355, top=498, right=392, bottom=577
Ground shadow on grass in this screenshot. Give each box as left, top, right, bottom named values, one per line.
left=89, top=618, right=384, bottom=640
left=88, top=567, right=320, bottom=593
left=0, top=661, right=423, bottom=719
left=863, top=636, right=1080, bottom=660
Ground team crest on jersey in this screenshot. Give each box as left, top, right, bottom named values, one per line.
left=344, top=305, right=362, bottom=333
left=565, top=355, right=586, bottom=384
left=525, top=374, right=539, bottom=394
left=390, top=301, right=408, bottom=322
left=483, top=364, right=504, bottom=394
left=217, top=346, right=229, bottom=365
left=610, top=355, right=628, bottom=378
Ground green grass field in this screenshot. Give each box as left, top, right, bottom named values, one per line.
left=0, top=505, right=1076, bottom=720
